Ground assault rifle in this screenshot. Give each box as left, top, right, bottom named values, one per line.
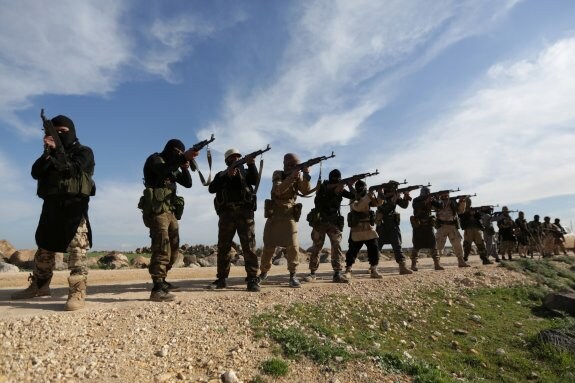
left=427, top=188, right=460, bottom=198
left=397, top=182, right=431, bottom=193
left=327, top=170, right=379, bottom=189
left=368, top=179, right=406, bottom=192
left=228, top=144, right=271, bottom=170
left=470, top=204, right=498, bottom=213
left=493, top=209, right=518, bottom=215
left=191, top=134, right=215, bottom=152
left=40, top=108, right=67, bottom=165
left=450, top=193, right=477, bottom=200
left=289, top=152, right=336, bottom=173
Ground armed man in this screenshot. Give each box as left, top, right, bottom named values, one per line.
left=514, top=211, right=530, bottom=258
left=541, top=216, right=560, bottom=257
left=12, top=112, right=96, bottom=311
left=344, top=180, right=385, bottom=279
left=409, top=187, right=444, bottom=271
left=138, top=139, right=199, bottom=302
left=459, top=198, right=493, bottom=265
left=479, top=206, right=500, bottom=262
left=208, top=147, right=265, bottom=292
left=375, top=181, right=413, bottom=275
left=496, top=206, right=516, bottom=260
left=553, top=218, right=568, bottom=255
left=527, top=214, right=542, bottom=257
left=434, top=191, right=470, bottom=268
left=304, top=169, right=357, bottom=283
left=259, top=153, right=315, bottom=288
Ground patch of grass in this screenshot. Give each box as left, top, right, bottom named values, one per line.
left=260, top=358, right=289, bottom=377
left=252, top=258, right=575, bottom=382
left=502, top=258, right=575, bottom=292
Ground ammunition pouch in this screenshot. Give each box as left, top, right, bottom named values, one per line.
left=264, top=199, right=274, bottom=219
left=306, top=208, right=321, bottom=227
left=347, top=211, right=374, bottom=228
left=293, top=203, right=303, bottom=222
left=485, top=226, right=496, bottom=236
left=38, top=171, right=96, bottom=198
left=138, top=187, right=174, bottom=216
left=173, top=195, right=185, bottom=220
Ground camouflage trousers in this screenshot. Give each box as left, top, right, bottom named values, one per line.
left=499, top=240, right=515, bottom=258
left=34, top=218, right=90, bottom=279
left=308, top=223, right=344, bottom=272
left=484, top=234, right=498, bottom=258
left=463, top=228, right=487, bottom=259
left=542, top=234, right=555, bottom=256
left=435, top=224, right=464, bottom=258
left=147, top=212, right=180, bottom=280
left=216, top=208, right=259, bottom=279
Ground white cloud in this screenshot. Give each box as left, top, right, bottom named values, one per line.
left=376, top=37, right=575, bottom=207
left=202, top=0, right=519, bottom=158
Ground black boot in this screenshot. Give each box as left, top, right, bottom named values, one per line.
left=207, top=278, right=227, bottom=290
left=246, top=277, right=261, bottom=292
left=150, top=280, right=176, bottom=302
left=163, top=278, right=180, bottom=292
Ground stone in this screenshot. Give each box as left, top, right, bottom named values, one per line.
left=0, top=262, right=19, bottom=273
left=542, top=292, right=575, bottom=316
left=220, top=370, right=240, bottom=383
left=0, top=240, right=17, bottom=258
left=9, top=249, right=35, bottom=268
left=131, top=255, right=150, bottom=269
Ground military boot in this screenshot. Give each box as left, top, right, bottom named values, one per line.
left=11, top=274, right=52, bottom=300
left=398, top=262, right=413, bottom=275
left=150, top=280, right=176, bottom=302
left=332, top=271, right=349, bottom=283
left=163, top=278, right=181, bottom=292
left=289, top=272, right=301, bottom=288
left=207, top=278, right=227, bottom=290
left=246, top=277, right=261, bottom=292
left=433, top=258, right=445, bottom=271
left=344, top=266, right=352, bottom=280
left=65, top=275, right=87, bottom=311
left=303, top=272, right=317, bottom=282
left=481, top=256, right=494, bottom=265
left=410, top=259, right=418, bottom=272
left=370, top=265, right=383, bottom=279
left=457, top=256, right=471, bottom=268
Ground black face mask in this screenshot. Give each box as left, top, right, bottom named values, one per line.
left=161, top=139, right=185, bottom=165
left=58, top=130, right=77, bottom=148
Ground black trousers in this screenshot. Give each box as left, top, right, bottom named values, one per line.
left=346, top=238, right=379, bottom=267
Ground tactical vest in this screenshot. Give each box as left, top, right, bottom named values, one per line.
left=139, top=155, right=184, bottom=218
left=37, top=168, right=95, bottom=198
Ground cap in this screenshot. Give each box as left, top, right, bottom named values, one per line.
left=224, top=148, right=241, bottom=161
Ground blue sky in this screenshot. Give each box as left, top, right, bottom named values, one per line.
left=1, top=0, right=574, bottom=252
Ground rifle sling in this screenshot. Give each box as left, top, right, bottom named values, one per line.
left=190, top=148, right=213, bottom=186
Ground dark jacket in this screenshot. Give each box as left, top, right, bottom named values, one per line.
left=209, top=163, right=258, bottom=211
left=32, top=141, right=95, bottom=252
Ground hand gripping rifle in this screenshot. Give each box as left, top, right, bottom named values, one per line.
left=397, top=182, right=431, bottom=194
left=228, top=144, right=271, bottom=171
left=327, top=169, right=379, bottom=189
left=188, top=134, right=215, bottom=186
left=40, top=108, right=68, bottom=167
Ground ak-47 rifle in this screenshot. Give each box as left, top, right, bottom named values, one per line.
left=427, top=187, right=460, bottom=198
left=368, top=179, right=406, bottom=193
left=397, top=182, right=431, bottom=193
left=470, top=204, right=498, bottom=212
left=289, top=152, right=336, bottom=173
left=450, top=193, right=477, bottom=200
left=327, top=170, right=379, bottom=189
left=493, top=209, right=518, bottom=215
left=40, top=108, right=67, bottom=166
left=191, top=134, right=215, bottom=152
left=228, top=144, right=271, bottom=170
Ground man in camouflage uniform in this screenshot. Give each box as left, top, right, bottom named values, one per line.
left=459, top=197, right=493, bottom=264
left=480, top=207, right=500, bottom=262
left=304, top=169, right=354, bottom=283
left=208, top=148, right=260, bottom=292
left=496, top=207, right=516, bottom=260
left=375, top=182, right=413, bottom=275
left=259, top=153, right=312, bottom=288
left=553, top=218, right=568, bottom=255
left=139, top=139, right=198, bottom=301
left=541, top=216, right=560, bottom=257
left=514, top=211, right=529, bottom=258
left=434, top=192, right=470, bottom=268
left=410, top=187, right=444, bottom=271
left=12, top=114, right=95, bottom=311
left=527, top=215, right=542, bottom=257
left=344, top=180, right=385, bottom=279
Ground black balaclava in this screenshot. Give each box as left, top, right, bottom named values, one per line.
left=51, top=115, right=77, bottom=149
left=328, top=169, right=341, bottom=183
left=161, top=139, right=186, bottom=164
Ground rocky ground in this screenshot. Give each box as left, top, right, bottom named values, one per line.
left=0, top=257, right=530, bottom=383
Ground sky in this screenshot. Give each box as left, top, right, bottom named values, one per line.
left=1, top=0, right=574, bottom=252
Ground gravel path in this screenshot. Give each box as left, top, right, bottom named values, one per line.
left=0, top=257, right=529, bottom=383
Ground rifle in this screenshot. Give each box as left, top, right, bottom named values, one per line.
left=493, top=209, right=518, bottom=215
left=290, top=152, right=336, bottom=173
left=368, top=179, right=406, bottom=192
left=191, top=134, right=215, bottom=152
left=450, top=193, right=477, bottom=200
left=397, top=182, right=431, bottom=193
left=327, top=170, right=379, bottom=189
left=40, top=108, right=67, bottom=165
left=228, top=144, right=271, bottom=170
left=427, top=188, right=460, bottom=198
left=470, top=204, right=498, bottom=213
